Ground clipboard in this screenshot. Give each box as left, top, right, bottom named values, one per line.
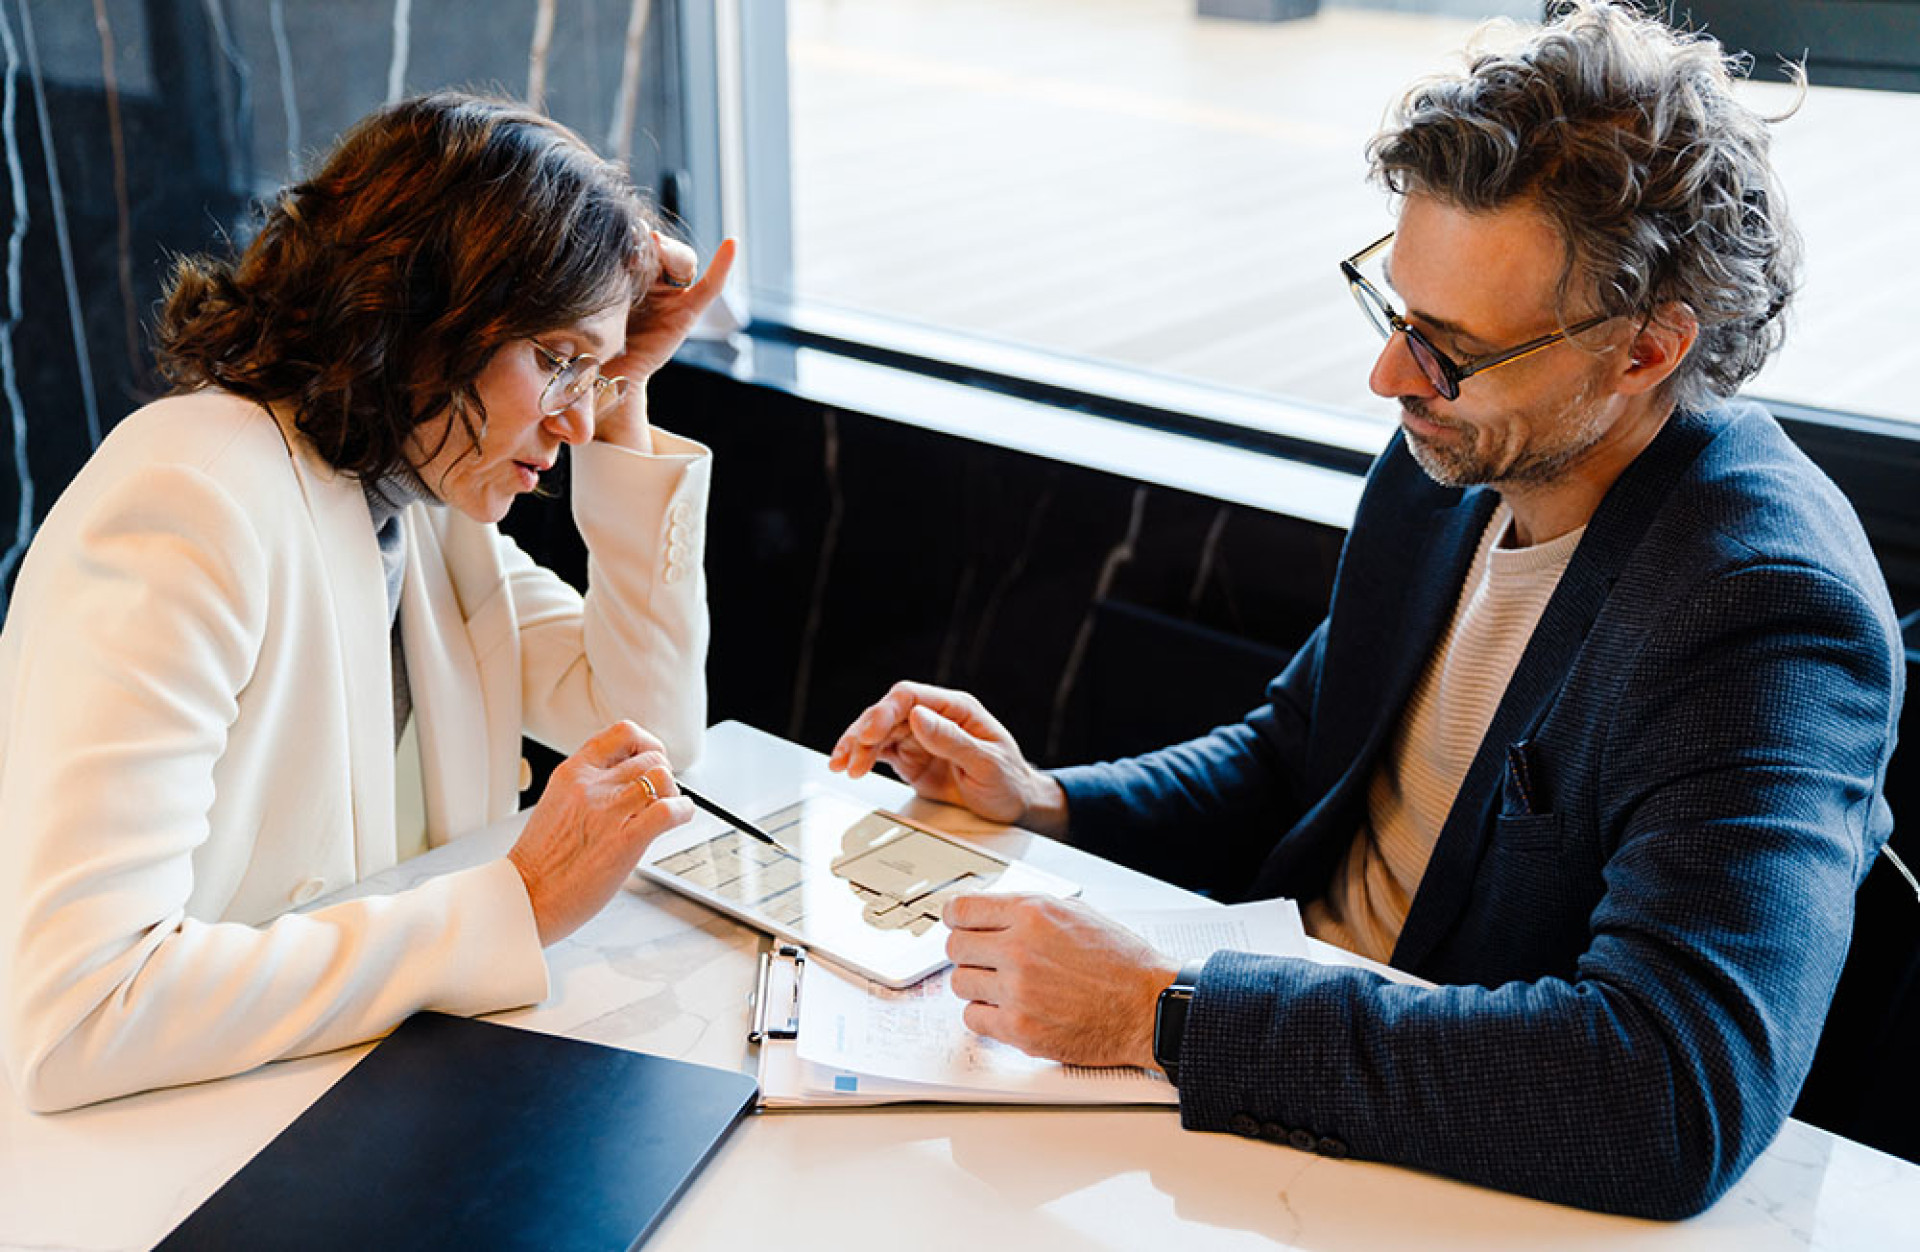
left=750, top=943, right=805, bottom=1045
left=747, top=943, right=948, bottom=1108
left=744, top=943, right=1182, bottom=1109
left=744, top=900, right=1327, bottom=1110
left=637, top=786, right=1078, bottom=988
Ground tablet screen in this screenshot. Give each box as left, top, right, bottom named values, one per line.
left=639, top=788, right=1075, bottom=986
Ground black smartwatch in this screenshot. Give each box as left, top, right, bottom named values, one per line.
left=1152, top=958, right=1208, bottom=1086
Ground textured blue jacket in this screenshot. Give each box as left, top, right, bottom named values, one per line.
left=1054, top=403, right=1902, bottom=1219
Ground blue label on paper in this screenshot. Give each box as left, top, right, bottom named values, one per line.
left=834, top=1075, right=859, bottom=1092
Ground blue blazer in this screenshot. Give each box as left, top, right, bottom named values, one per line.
left=1055, top=403, right=1903, bottom=1219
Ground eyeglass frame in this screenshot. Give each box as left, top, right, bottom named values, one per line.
left=529, top=339, right=631, bottom=418
left=1340, top=231, right=1615, bottom=401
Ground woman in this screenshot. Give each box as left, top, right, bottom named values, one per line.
left=0, top=93, right=733, bottom=1111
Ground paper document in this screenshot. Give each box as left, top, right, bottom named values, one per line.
left=783, top=898, right=1305, bottom=1107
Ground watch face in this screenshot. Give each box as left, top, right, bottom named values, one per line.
left=1154, top=984, right=1195, bottom=1072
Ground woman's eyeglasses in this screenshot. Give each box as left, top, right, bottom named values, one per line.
left=1340, top=232, right=1613, bottom=401
left=530, top=341, right=631, bottom=418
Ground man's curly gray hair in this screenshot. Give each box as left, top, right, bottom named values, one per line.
left=1366, top=0, right=1801, bottom=413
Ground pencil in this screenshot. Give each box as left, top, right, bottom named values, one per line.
left=675, top=780, right=792, bottom=852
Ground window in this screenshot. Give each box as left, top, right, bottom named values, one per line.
left=727, top=0, right=1918, bottom=439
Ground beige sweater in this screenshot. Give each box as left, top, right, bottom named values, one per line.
left=1304, top=503, right=1584, bottom=963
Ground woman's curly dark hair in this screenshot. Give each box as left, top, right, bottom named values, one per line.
left=1367, top=0, right=1802, bottom=413
left=154, top=91, right=661, bottom=481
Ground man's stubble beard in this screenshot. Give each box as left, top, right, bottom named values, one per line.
left=1401, top=374, right=1608, bottom=491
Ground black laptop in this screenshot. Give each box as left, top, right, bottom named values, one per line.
left=156, top=1012, right=758, bottom=1251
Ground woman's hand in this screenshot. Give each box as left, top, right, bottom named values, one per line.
left=506, top=720, right=693, bottom=945
left=591, top=234, right=736, bottom=451
left=612, top=233, right=737, bottom=385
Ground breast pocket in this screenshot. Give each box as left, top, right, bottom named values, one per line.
left=1467, top=739, right=1599, bottom=972
left=1493, top=810, right=1564, bottom=855
left=1495, top=738, right=1562, bottom=855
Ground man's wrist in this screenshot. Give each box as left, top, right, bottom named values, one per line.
left=1019, top=770, right=1071, bottom=838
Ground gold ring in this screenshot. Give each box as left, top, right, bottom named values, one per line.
left=638, top=774, right=659, bottom=803
left=660, top=269, right=694, bottom=290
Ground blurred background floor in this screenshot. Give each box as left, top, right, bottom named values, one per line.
left=786, top=0, right=1915, bottom=431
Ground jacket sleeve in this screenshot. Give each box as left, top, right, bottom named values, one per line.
left=1049, top=619, right=1327, bottom=894
left=1171, top=562, right=1900, bottom=1219
left=0, top=464, right=548, bottom=1112
left=507, top=429, right=711, bottom=768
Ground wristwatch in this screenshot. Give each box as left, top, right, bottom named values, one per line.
left=1152, top=958, right=1208, bottom=1086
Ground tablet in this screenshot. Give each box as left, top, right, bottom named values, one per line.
left=635, top=786, right=1077, bottom=988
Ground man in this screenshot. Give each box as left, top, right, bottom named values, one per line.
left=827, top=1, right=1902, bottom=1222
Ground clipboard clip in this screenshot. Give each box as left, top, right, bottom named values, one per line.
left=748, top=944, right=804, bottom=1044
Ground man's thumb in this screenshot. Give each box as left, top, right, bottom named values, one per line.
left=909, top=703, right=973, bottom=761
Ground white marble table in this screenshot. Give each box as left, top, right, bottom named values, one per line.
left=3, top=721, right=1917, bottom=1250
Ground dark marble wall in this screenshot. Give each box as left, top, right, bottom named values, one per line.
left=0, top=0, right=690, bottom=612
left=519, top=363, right=1347, bottom=771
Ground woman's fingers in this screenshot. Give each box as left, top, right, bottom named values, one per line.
left=652, top=233, right=699, bottom=288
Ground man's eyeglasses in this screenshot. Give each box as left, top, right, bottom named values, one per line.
left=1340, top=232, right=1613, bottom=401
left=531, top=340, right=631, bottom=418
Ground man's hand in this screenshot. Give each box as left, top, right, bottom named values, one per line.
left=826, top=681, right=1068, bottom=835
left=944, top=893, right=1181, bottom=1071
left=506, top=720, right=693, bottom=945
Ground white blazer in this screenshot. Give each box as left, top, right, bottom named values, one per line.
left=0, top=391, right=710, bottom=1111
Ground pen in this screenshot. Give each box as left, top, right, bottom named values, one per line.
left=674, top=780, right=792, bottom=852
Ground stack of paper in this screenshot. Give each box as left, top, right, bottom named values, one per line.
left=758, top=899, right=1307, bottom=1108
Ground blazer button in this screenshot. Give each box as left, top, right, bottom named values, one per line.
left=290, top=877, right=326, bottom=906
left=1228, top=1113, right=1260, bottom=1138
left=1316, top=1137, right=1349, bottom=1160
left=518, top=757, right=533, bottom=792
left=1259, top=1121, right=1289, bottom=1142
left=1288, top=1128, right=1316, bottom=1153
